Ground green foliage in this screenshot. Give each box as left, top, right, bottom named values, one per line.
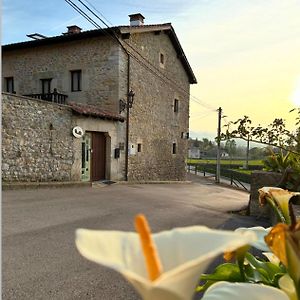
left=263, top=149, right=300, bottom=191
left=263, top=150, right=293, bottom=173
left=197, top=255, right=285, bottom=293
left=221, top=108, right=300, bottom=154
left=197, top=263, right=243, bottom=292
left=187, top=159, right=263, bottom=166
left=245, top=253, right=284, bottom=286
left=220, top=109, right=300, bottom=191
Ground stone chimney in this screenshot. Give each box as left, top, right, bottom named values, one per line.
left=66, top=25, right=82, bottom=34
left=129, top=13, right=145, bottom=26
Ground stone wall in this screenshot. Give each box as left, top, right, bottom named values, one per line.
left=3, top=27, right=193, bottom=182
left=249, top=171, right=283, bottom=218
left=2, top=93, right=126, bottom=182
left=2, top=93, right=76, bottom=182
left=123, top=31, right=190, bottom=181
left=2, top=37, right=121, bottom=112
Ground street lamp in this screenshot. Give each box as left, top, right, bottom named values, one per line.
left=119, top=90, right=135, bottom=181
left=127, top=89, right=135, bottom=108
left=119, top=90, right=135, bottom=113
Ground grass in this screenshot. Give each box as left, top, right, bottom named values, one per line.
left=231, top=169, right=252, bottom=175
left=187, top=159, right=263, bottom=166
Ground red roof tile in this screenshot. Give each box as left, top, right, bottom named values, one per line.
left=69, top=102, right=124, bottom=122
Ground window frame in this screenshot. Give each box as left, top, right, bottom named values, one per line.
left=137, top=143, right=142, bottom=153
left=5, top=77, right=14, bottom=93
left=41, top=78, right=52, bottom=94
left=172, top=143, right=177, bottom=154
left=71, top=70, right=82, bottom=92
left=159, top=52, right=165, bottom=68
left=160, top=53, right=164, bottom=64
left=174, top=99, right=179, bottom=113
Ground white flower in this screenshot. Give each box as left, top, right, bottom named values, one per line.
left=202, top=282, right=289, bottom=300
left=262, top=252, right=280, bottom=266
left=258, top=187, right=300, bottom=224
left=279, top=274, right=298, bottom=300
left=235, top=226, right=271, bottom=251
left=75, top=226, right=256, bottom=300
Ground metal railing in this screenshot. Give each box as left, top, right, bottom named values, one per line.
left=187, top=163, right=251, bottom=191
left=24, top=89, right=67, bottom=105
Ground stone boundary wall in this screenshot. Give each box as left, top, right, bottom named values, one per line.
left=2, top=93, right=77, bottom=182
left=249, top=171, right=282, bottom=218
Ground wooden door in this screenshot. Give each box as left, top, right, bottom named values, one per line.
left=91, top=132, right=106, bottom=181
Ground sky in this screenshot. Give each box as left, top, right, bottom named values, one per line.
left=3, top=0, right=300, bottom=140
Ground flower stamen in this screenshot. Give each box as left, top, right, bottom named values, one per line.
left=134, top=214, right=163, bottom=281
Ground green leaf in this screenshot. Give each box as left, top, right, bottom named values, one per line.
left=244, top=264, right=270, bottom=284
left=200, top=263, right=243, bottom=282
left=245, top=253, right=284, bottom=285
left=197, top=263, right=243, bottom=293
left=195, top=280, right=215, bottom=293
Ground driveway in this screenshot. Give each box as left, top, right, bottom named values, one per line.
left=3, top=176, right=268, bottom=299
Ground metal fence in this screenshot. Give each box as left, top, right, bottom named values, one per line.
left=187, top=163, right=252, bottom=191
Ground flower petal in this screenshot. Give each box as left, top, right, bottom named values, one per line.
left=262, top=252, right=280, bottom=266
left=279, top=274, right=298, bottom=300
left=76, top=226, right=257, bottom=300
left=202, top=282, right=289, bottom=300
left=235, top=226, right=271, bottom=251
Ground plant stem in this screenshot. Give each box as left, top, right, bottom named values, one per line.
left=266, top=197, right=286, bottom=224
left=237, top=257, right=245, bottom=281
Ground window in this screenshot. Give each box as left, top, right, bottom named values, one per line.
left=159, top=52, right=165, bottom=68
left=71, top=70, right=82, bottom=92
left=5, top=77, right=14, bottom=93
left=174, top=99, right=179, bottom=112
left=41, top=78, right=52, bottom=94
left=172, top=143, right=177, bottom=154
left=160, top=53, right=164, bottom=64
left=137, top=143, right=142, bottom=153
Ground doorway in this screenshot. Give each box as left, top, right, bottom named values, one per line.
left=91, top=132, right=106, bottom=181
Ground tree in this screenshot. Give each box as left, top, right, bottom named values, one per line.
left=221, top=108, right=300, bottom=155
left=220, top=108, right=300, bottom=190
left=224, top=140, right=237, bottom=157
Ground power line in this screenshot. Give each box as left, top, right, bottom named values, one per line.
left=65, top=0, right=100, bottom=29
left=80, top=0, right=215, bottom=110
left=189, top=109, right=216, bottom=119
left=65, top=0, right=215, bottom=110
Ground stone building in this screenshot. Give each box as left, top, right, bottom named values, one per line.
left=2, top=13, right=197, bottom=183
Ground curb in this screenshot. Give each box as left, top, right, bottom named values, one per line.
left=2, top=181, right=91, bottom=190
left=116, top=180, right=192, bottom=185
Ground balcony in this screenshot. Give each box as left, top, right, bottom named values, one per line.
left=24, top=89, right=68, bottom=105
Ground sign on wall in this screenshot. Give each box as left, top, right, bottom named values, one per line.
left=72, top=126, right=84, bottom=138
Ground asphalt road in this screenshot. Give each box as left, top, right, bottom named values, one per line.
left=3, top=176, right=268, bottom=300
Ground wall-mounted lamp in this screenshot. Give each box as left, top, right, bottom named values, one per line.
left=119, top=89, right=135, bottom=113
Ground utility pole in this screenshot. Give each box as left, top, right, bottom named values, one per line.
left=245, top=135, right=250, bottom=169
left=216, top=107, right=222, bottom=183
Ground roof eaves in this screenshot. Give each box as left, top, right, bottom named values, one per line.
left=166, top=26, right=197, bottom=84
left=69, top=102, right=124, bottom=122
left=2, top=27, right=118, bottom=51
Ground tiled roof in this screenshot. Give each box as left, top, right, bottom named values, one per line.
left=2, top=23, right=196, bottom=84
left=69, top=102, right=124, bottom=122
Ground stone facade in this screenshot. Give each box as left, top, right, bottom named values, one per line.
left=123, top=32, right=190, bottom=181
left=2, top=93, right=124, bottom=182
left=2, top=21, right=195, bottom=182
left=2, top=37, right=122, bottom=112
left=2, top=93, right=75, bottom=182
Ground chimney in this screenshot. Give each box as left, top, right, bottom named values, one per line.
left=65, top=25, right=82, bottom=35
left=129, top=13, right=145, bottom=26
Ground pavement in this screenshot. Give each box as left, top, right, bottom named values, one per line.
left=3, top=174, right=269, bottom=300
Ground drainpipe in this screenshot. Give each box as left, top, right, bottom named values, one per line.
left=125, top=54, right=131, bottom=181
